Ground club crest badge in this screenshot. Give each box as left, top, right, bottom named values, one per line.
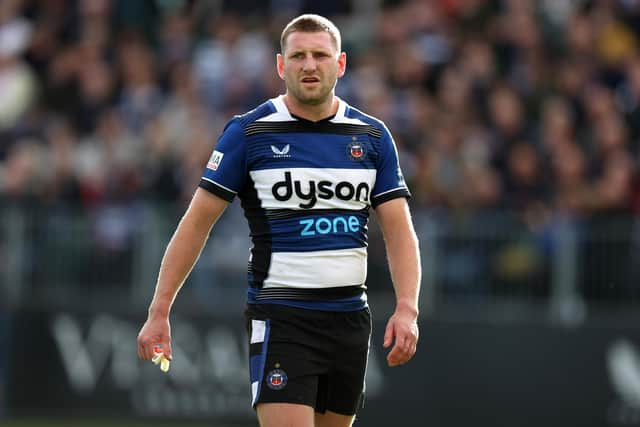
left=347, top=141, right=366, bottom=161
left=266, top=369, right=288, bottom=390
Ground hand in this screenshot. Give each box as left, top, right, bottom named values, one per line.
left=383, top=307, right=419, bottom=367
left=137, top=315, right=173, bottom=362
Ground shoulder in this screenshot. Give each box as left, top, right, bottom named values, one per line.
left=340, top=103, right=390, bottom=140
left=343, top=104, right=388, bottom=132
left=223, top=99, right=278, bottom=132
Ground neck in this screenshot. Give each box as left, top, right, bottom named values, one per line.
left=282, top=94, right=339, bottom=122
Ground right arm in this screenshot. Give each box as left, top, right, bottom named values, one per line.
left=137, top=188, right=229, bottom=361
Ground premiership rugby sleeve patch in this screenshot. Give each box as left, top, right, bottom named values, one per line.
left=199, top=118, right=246, bottom=199
left=207, top=150, right=224, bottom=171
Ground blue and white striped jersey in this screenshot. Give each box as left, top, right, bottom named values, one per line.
left=199, top=95, right=410, bottom=311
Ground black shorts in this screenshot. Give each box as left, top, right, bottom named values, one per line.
left=244, top=303, right=371, bottom=415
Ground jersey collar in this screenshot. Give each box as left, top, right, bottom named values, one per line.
left=271, top=95, right=347, bottom=123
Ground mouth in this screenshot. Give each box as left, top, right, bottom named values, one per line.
left=301, top=77, right=320, bottom=84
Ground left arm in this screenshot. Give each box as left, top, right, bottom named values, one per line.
left=375, top=197, right=421, bottom=367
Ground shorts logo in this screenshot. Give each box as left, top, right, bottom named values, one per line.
left=266, top=369, right=288, bottom=390
left=347, top=141, right=366, bottom=161
left=207, top=150, right=224, bottom=171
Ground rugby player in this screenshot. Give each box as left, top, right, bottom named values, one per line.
left=138, top=14, right=421, bottom=427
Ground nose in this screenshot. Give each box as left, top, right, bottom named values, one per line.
left=302, top=54, right=316, bottom=72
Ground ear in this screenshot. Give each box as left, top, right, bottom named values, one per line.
left=337, top=52, right=347, bottom=78
left=276, top=53, right=285, bottom=80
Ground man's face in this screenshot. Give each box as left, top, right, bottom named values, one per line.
left=277, top=31, right=346, bottom=106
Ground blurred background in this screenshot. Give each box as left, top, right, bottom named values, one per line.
left=2, top=0, right=640, bottom=426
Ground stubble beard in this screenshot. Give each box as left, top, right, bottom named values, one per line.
left=287, top=78, right=336, bottom=106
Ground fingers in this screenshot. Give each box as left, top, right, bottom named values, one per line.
left=138, top=337, right=172, bottom=361
left=137, top=335, right=154, bottom=361
left=383, top=321, right=394, bottom=348
left=137, top=323, right=172, bottom=361
left=385, top=320, right=418, bottom=367
left=386, top=336, right=406, bottom=367
left=386, top=341, right=415, bottom=366
left=387, top=338, right=414, bottom=367
left=160, top=343, right=173, bottom=361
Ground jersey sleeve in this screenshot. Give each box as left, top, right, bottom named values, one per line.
left=198, top=118, right=246, bottom=202
left=371, top=124, right=411, bottom=209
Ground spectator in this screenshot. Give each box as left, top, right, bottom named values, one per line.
left=0, top=2, right=35, bottom=133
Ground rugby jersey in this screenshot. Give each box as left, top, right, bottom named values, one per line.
left=199, top=95, right=410, bottom=311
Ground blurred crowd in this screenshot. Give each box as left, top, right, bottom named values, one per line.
left=2, top=0, right=640, bottom=304
left=1, top=0, right=640, bottom=221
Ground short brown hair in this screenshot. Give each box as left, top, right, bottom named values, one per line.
left=280, top=14, right=342, bottom=53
